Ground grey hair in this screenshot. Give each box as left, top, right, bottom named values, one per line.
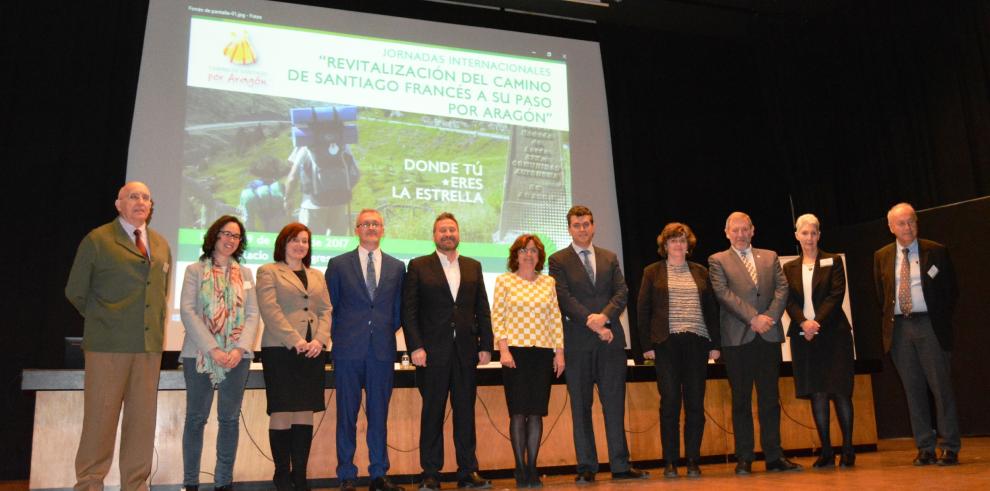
left=886, top=202, right=917, bottom=223
left=794, top=213, right=820, bottom=231
left=724, top=211, right=753, bottom=230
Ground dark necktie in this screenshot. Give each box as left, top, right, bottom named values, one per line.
left=134, top=229, right=148, bottom=259
left=580, top=249, right=595, bottom=284
left=366, top=251, right=377, bottom=300
left=898, top=247, right=913, bottom=315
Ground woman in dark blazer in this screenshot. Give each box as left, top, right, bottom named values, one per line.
left=637, top=222, right=720, bottom=478
left=257, top=222, right=333, bottom=491
left=783, top=214, right=855, bottom=468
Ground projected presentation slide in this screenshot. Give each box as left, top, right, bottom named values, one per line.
left=129, top=0, right=621, bottom=349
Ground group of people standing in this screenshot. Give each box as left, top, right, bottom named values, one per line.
left=65, top=181, right=959, bottom=491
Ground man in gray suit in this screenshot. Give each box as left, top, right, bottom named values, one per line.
left=708, top=211, right=801, bottom=474
left=548, top=205, right=647, bottom=483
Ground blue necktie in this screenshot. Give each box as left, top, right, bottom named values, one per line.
left=366, top=251, right=377, bottom=300
left=580, top=249, right=595, bottom=284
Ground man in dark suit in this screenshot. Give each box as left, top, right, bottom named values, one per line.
left=548, top=205, right=647, bottom=483
left=873, top=202, right=959, bottom=466
left=65, top=181, right=173, bottom=491
left=326, top=209, right=406, bottom=491
left=708, top=211, right=800, bottom=474
left=403, top=212, right=493, bottom=490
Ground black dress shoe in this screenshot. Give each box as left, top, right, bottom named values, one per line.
left=528, top=473, right=543, bottom=488
left=686, top=459, right=701, bottom=477
left=812, top=453, right=836, bottom=468
left=839, top=449, right=856, bottom=468
left=937, top=449, right=959, bottom=466
left=663, top=463, right=678, bottom=478
left=766, top=457, right=802, bottom=472
left=913, top=449, right=937, bottom=466
left=340, top=480, right=358, bottom=491
left=735, top=460, right=752, bottom=475
left=419, top=475, right=440, bottom=490
left=612, top=467, right=649, bottom=480
left=370, top=476, right=405, bottom=491
left=183, top=486, right=198, bottom=491
left=457, top=472, right=491, bottom=489
left=574, top=471, right=595, bottom=484
left=214, top=486, right=233, bottom=491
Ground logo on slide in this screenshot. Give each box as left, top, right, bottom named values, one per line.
left=223, top=31, right=257, bottom=65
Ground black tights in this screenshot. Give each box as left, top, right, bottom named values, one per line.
left=510, top=414, right=543, bottom=476
left=810, top=393, right=854, bottom=454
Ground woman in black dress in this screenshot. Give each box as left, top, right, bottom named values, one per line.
left=783, top=214, right=855, bottom=467
left=257, top=223, right=333, bottom=490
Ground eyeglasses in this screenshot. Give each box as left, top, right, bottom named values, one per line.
left=358, top=222, right=382, bottom=229
left=218, top=230, right=242, bottom=240
left=519, top=247, right=540, bottom=255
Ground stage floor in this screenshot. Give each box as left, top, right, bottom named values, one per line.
left=2, top=437, right=987, bottom=490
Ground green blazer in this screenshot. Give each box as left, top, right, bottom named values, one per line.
left=65, top=219, right=173, bottom=352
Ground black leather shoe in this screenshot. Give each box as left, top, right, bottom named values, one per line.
left=812, top=452, right=836, bottom=468
left=686, top=459, right=701, bottom=477
left=766, top=457, right=802, bottom=472
left=574, top=471, right=595, bottom=484
left=663, top=463, right=678, bottom=478
left=735, top=460, right=752, bottom=475
left=528, top=472, right=543, bottom=489
left=937, top=449, right=959, bottom=466
left=340, top=480, right=357, bottom=491
left=913, top=449, right=937, bottom=466
left=839, top=449, right=856, bottom=468
left=457, top=472, right=491, bottom=489
left=612, top=468, right=649, bottom=480
left=214, top=486, right=233, bottom=491
left=370, top=476, right=405, bottom=491
left=183, top=486, right=198, bottom=491
left=419, top=475, right=440, bottom=490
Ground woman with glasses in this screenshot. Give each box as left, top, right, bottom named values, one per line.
left=180, top=215, right=261, bottom=491
left=637, top=222, right=720, bottom=478
left=257, top=222, right=333, bottom=490
left=783, top=214, right=855, bottom=467
left=492, top=234, right=565, bottom=488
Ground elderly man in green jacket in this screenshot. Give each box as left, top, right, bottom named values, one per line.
left=65, top=181, right=173, bottom=491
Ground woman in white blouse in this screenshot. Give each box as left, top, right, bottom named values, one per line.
left=492, top=234, right=564, bottom=488
left=783, top=214, right=855, bottom=468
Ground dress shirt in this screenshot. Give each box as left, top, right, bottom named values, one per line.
left=570, top=242, right=596, bottom=278
left=894, top=240, right=929, bottom=314
left=436, top=250, right=461, bottom=300
left=118, top=217, right=150, bottom=257
left=802, top=264, right=816, bottom=320
left=358, top=245, right=382, bottom=285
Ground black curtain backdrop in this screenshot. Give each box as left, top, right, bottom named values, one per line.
left=2, top=0, right=988, bottom=480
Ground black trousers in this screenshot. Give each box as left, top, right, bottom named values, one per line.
left=565, top=345, right=631, bottom=474
left=889, top=314, right=960, bottom=452
left=416, top=349, right=479, bottom=479
left=653, top=333, right=709, bottom=462
left=722, top=336, right=783, bottom=462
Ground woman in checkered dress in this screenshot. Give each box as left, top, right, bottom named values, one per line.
left=492, top=234, right=565, bottom=487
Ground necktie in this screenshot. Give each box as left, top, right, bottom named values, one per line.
left=741, top=250, right=758, bottom=285
left=134, top=229, right=148, bottom=259
left=898, top=248, right=913, bottom=315
left=366, top=251, right=377, bottom=300
left=580, top=249, right=595, bottom=284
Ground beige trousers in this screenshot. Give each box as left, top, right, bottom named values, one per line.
left=74, top=351, right=162, bottom=491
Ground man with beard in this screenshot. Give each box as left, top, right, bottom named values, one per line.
left=402, top=212, right=494, bottom=489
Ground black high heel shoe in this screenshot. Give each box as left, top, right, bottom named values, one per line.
left=840, top=449, right=856, bottom=468
left=812, top=452, right=836, bottom=468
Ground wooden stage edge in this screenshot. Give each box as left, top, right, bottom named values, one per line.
left=27, top=373, right=881, bottom=490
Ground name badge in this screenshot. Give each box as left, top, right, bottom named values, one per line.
left=928, top=265, right=939, bottom=278
left=819, top=258, right=833, bottom=267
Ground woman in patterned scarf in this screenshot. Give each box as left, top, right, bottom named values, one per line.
left=179, top=215, right=260, bottom=491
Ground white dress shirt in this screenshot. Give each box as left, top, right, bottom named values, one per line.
left=436, top=250, right=461, bottom=300
left=358, top=245, right=382, bottom=285
left=894, top=240, right=929, bottom=314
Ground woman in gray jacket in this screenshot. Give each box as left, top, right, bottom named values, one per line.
left=180, top=215, right=260, bottom=491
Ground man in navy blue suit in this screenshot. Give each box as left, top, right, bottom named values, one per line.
left=326, top=209, right=406, bottom=491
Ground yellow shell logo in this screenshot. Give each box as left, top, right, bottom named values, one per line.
left=223, top=31, right=257, bottom=65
